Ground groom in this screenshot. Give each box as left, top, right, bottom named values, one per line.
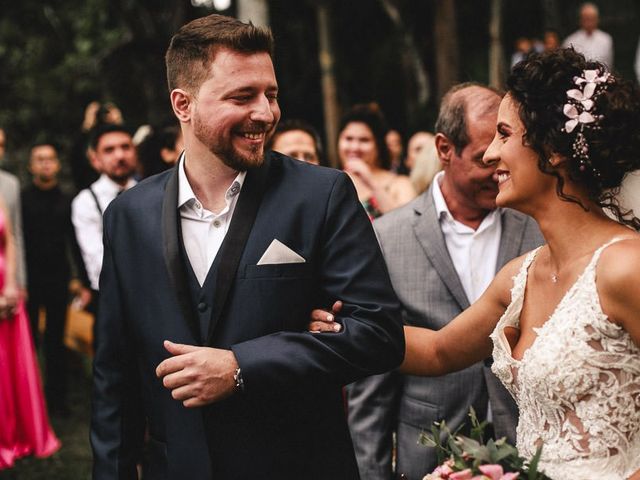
left=90, top=14, right=404, bottom=480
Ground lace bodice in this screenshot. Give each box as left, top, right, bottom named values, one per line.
left=491, top=240, right=640, bottom=480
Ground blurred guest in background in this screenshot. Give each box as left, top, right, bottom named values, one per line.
left=385, top=128, right=405, bottom=173
left=22, top=142, right=91, bottom=417
left=72, top=124, right=137, bottom=315
left=543, top=29, right=560, bottom=51
left=137, top=124, right=183, bottom=178
left=511, top=37, right=533, bottom=68
left=405, top=131, right=435, bottom=172
left=562, top=2, right=613, bottom=67
left=0, top=127, right=27, bottom=294
left=0, top=195, right=60, bottom=470
left=70, top=101, right=124, bottom=192
left=269, top=119, right=322, bottom=165
left=409, top=142, right=441, bottom=195
left=338, top=103, right=415, bottom=219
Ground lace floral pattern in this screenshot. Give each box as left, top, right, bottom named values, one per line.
left=490, top=242, right=640, bottom=480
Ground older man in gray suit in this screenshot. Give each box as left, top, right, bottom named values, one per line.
left=338, top=84, right=543, bottom=480
left=0, top=127, right=26, bottom=289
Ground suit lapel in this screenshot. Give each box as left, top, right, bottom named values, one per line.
left=496, top=209, right=526, bottom=271
left=205, top=156, right=272, bottom=345
left=412, top=188, right=470, bottom=310
left=162, top=164, right=201, bottom=342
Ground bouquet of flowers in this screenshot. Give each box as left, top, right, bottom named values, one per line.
left=419, top=409, right=551, bottom=480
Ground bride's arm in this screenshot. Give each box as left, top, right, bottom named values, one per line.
left=400, top=258, right=517, bottom=376
left=309, top=254, right=524, bottom=376
left=598, top=239, right=640, bottom=348
left=598, top=240, right=640, bottom=480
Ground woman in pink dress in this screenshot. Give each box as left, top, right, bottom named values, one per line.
left=0, top=199, right=60, bottom=469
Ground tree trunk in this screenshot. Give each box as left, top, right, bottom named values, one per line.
left=316, top=2, right=340, bottom=168
left=434, top=0, right=459, bottom=102
left=378, top=0, right=430, bottom=127
left=236, top=0, right=269, bottom=27
left=488, top=0, right=505, bottom=90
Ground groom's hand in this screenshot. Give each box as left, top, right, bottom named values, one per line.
left=156, top=340, right=239, bottom=407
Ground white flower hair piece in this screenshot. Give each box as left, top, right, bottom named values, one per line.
left=561, top=69, right=614, bottom=179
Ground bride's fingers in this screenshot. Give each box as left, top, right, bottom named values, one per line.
left=309, top=320, right=341, bottom=333
left=311, top=308, right=335, bottom=322
left=330, top=300, right=343, bottom=314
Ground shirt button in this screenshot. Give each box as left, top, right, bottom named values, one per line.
left=194, top=201, right=201, bottom=210
left=197, top=302, right=208, bottom=312
left=230, top=185, right=240, bottom=194
left=213, top=220, right=221, bottom=228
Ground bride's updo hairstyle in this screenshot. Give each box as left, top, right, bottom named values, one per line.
left=507, top=47, right=640, bottom=229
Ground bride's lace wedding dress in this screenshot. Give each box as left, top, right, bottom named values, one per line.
left=491, top=240, right=640, bottom=480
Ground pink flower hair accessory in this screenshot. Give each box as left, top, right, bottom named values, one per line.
left=561, top=68, right=614, bottom=179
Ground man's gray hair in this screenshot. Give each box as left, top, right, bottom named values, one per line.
left=435, top=82, right=501, bottom=155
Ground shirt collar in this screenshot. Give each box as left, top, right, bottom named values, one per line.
left=432, top=171, right=452, bottom=221
left=177, top=154, right=246, bottom=209
left=94, top=173, right=136, bottom=195
left=432, top=170, right=500, bottom=231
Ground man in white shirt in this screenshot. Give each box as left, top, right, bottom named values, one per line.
left=341, top=84, right=543, bottom=479
left=71, top=124, right=137, bottom=304
left=562, top=2, right=613, bottom=67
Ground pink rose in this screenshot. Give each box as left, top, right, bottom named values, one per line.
left=450, top=469, right=473, bottom=480
left=478, top=465, right=504, bottom=480
left=434, top=464, right=454, bottom=476
left=501, top=474, right=519, bottom=479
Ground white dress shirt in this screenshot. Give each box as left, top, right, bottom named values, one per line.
left=71, top=174, right=137, bottom=290
left=562, top=29, right=613, bottom=67
left=178, top=157, right=245, bottom=286
left=432, top=171, right=502, bottom=303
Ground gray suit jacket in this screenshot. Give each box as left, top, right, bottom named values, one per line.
left=347, top=186, right=543, bottom=480
left=0, top=170, right=26, bottom=287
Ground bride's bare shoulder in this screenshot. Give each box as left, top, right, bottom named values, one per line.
left=495, top=248, right=542, bottom=283
left=597, top=235, right=640, bottom=339
left=488, top=247, right=545, bottom=306
left=598, top=235, right=640, bottom=276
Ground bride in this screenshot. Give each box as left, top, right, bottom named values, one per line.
left=311, top=48, right=640, bottom=480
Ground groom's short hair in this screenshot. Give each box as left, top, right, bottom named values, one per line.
left=165, top=14, right=274, bottom=94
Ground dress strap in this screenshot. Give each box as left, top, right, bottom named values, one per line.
left=583, top=236, right=628, bottom=277
left=520, top=246, right=543, bottom=275
left=510, top=246, right=543, bottom=297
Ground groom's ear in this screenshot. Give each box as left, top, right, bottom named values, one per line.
left=170, top=89, right=193, bottom=123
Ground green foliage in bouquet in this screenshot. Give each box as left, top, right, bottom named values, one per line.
left=419, top=408, right=551, bottom=480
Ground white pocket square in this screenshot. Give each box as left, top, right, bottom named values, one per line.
left=257, top=239, right=306, bottom=265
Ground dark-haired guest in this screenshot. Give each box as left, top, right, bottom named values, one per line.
left=269, top=119, right=322, bottom=165
left=138, top=125, right=183, bottom=178
left=338, top=103, right=415, bottom=219
left=71, top=124, right=137, bottom=309
left=22, top=143, right=91, bottom=415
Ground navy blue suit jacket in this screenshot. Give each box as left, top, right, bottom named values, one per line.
left=91, top=153, right=404, bottom=480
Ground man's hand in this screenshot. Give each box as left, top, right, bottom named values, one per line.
left=309, top=300, right=343, bottom=333
left=156, top=340, right=239, bottom=407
